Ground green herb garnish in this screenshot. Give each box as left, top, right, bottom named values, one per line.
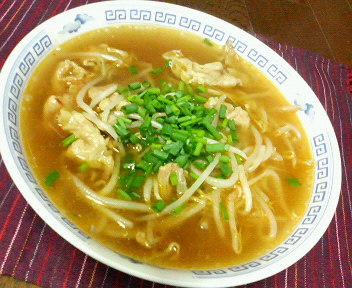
left=44, top=170, right=60, bottom=187
left=286, top=177, right=302, bottom=187
left=151, top=200, right=167, bottom=212
left=61, top=134, right=77, bottom=147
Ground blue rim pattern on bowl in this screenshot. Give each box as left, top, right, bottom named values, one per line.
left=0, top=1, right=341, bottom=286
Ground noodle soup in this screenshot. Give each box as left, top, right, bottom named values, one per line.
left=21, top=25, right=314, bottom=269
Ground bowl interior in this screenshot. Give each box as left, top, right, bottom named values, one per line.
left=0, top=1, right=341, bottom=287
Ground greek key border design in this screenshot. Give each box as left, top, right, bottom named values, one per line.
left=4, top=32, right=90, bottom=241
left=3, top=7, right=335, bottom=274
left=104, top=8, right=287, bottom=85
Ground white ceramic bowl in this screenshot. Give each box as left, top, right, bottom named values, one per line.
left=0, top=1, right=341, bottom=287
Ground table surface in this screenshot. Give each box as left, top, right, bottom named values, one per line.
left=0, top=0, right=351, bottom=287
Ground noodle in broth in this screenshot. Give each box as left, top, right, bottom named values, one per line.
left=21, top=25, right=314, bottom=269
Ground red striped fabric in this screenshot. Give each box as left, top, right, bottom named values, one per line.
left=0, top=1, right=351, bottom=287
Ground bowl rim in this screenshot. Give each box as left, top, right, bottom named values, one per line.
left=0, top=1, right=342, bottom=287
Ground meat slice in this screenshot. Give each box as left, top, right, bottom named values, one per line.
left=57, top=109, right=114, bottom=174
left=205, top=97, right=250, bottom=129
left=88, top=83, right=118, bottom=108
left=162, top=50, right=241, bottom=87
left=55, top=60, right=93, bottom=84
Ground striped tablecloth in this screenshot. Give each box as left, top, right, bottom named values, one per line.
left=0, top=0, right=351, bottom=287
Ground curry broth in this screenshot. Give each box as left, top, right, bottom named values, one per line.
left=21, top=25, right=314, bottom=269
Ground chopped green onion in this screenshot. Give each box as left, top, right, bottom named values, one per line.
left=219, top=155, right=230, bottom=163
left=44, top=170, right=60, bottom=187
left=170, top=172, right=178, bottom=186
left=219, top=104, right=227, bottom=119
left=78, top=162, right=88, bottom=172
left=161, top=124, right=173, bottom=136
left=119, top=174, right=128, bottom=187
left=204, top=38, right=213, bottom=46
left=196, top=85, right=207, bottom=93
left=117, top=86, right=129, bottom=95
left=151, top=200, right=167, bottom=212
left=151, top=67, right=164, bottom=75
left=228, top=120, right=237, bottom=131
left=158, top=95, right=173, bottom=105
left=183, top=161, right=190, bottom=170
left=175, top=90, right=183, bottom=98
left=139, top=87, right=149, bottom=96
left=130, top=175, right=146, bottom=190
left=131, top=191, right=142, bottom=199
left=118, top=189, right=132, bottom=201
left=124, top=103, right=139, bottom=114
left=171, top=131, right=189, bottom=142
left=171, top=203, right=185, bottom=216
left=206, top=155, right=214, bottom=163
left=142, top=80, right=152, bottom=88
left=193, top=160, right=207, bottom=170
left=151, top=99, right=163, bottom=109
left=152, top=149, right=169, bottom=161
left=163, top=141, right=183, bottom=156
left=160, top=80, right=173, bottom=93
left=175, top=155, right=189, bottom=168
left=120, top=117, right=133, bottom=124
left=145, top=103, right=156, bottom=114
left=137, top=160, right=149, bottom=171
left=118, top=118, right=127, bottom=129
left=130, top=134, right=140, bottom=144
left=165, top=59, right=172, bottom=68
left=125, top=174, right=135, bottom=189
left=165, top=105, right=173, bottom=115
left=206, top=143, right=229, bottom=153
left=220, top=118, right=229, bottom=129
left=145, top=165, right=153, bottom=176
left=179, top=117, right=203, bottom=127
left=186, top=84, right=194, bottom=95
left=178, top=81, right=185, bottom=91
left=220, top=163, right=232, bottom=177
left=177, top=116, right=192, bottom=123
left=194, top=94, right=208, bottom=103
left=128, top=95, right=144, bottom=105
left=113, top=124, right=130, bottom=137
left=128, top=81, right=142, bottom=90
left=148, top=87, right=161, bottom=95
left=203, top=121, right=223, bottom=140
left=286, top=177, right=302, bottom=187
left=153, top=161, right=164, bottom=172
left=193, top=142, right=203, bottom=156
left=235, top=155, right=243, bottom=164
left=129, top=65, right=138, bottom=75
left=231, top=130, right=239, bottom=142
left=192, top=129, right=206, bottom=137
left=194, top=137, right=207, bottom=144
left=151, top=143, right=163, bottom=149
left=138, top=107, right=147, bottom=117
left=208, top=108, right=217, bottom=116
left=190, top=172, right=199, bottom=180
left=147, top=135, right=158, bottom=144
left=61, top=134, right=77, bottom=147
left=165, top=115, right=177, bottom=124
left=177, top=95, right=191, bottom=103
left=170, top=104, right=180, bottom=115
left=220, top=202, right=229, bottom=221
left=141, top=116, right=152, bottom=129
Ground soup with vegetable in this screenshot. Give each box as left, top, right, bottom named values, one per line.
left=21, top=25, right=314, bottom=269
